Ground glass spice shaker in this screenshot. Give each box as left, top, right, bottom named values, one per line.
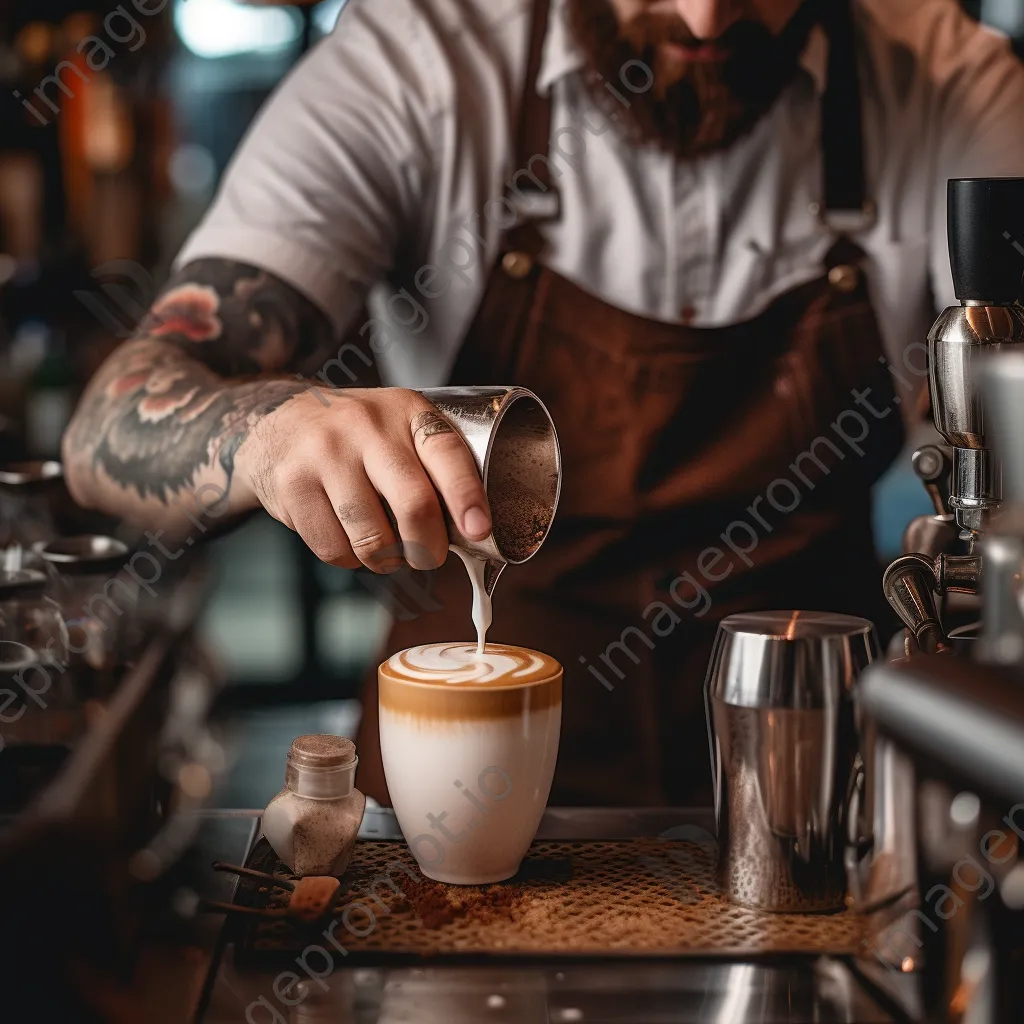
left=39, top=535, right=134, bottom=701
left=0, top=461, right=63, bottom=571
left=0, top=571, right=80, bottom=750
left=262, top=735, right=365, bottom=877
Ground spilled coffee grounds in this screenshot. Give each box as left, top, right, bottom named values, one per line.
left=394, top=875, right=524, bottom=930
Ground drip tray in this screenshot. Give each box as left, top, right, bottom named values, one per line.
left=230, top=836, right=865, bottom=964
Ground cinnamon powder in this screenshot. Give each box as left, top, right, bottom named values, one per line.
left=394, top=874, right=525, bottom=930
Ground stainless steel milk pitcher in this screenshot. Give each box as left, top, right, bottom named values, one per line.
left=416, top=387, right=562, bottom=595
left=706, top=611, right=879, bottom=912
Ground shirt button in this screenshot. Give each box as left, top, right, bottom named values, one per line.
left=775, top=375, right=794, bottom=398
left=828, top=264, right=860, bottom=293
left=502, top=251, right=534, bottom=279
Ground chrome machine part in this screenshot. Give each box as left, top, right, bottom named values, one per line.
left=860, top=178, right=1024, bottom=1024
left=911, top=445, right=952, bottom=518
left=882, top=554, right=951, bottom=655
left=885, top=178, right=1024, bottom=647
left=980, top=350, right=1024, bottom=507
left=978, top=352, right=1024, bottom=668
left=901, top=446, right=959, bottom=564
left=901, top=512, right=959, bottom=563
left=928, top=303, right=1023, bottom=534
left=934, top=553, right=984, bottom=594
left=928, top=178, right=1024, bottom=535
left=858, top=653, right=1024, bottom=1024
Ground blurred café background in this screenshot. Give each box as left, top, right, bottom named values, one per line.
left=1, top=0, right=1022, bottom=809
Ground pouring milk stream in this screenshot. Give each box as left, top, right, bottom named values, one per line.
left=388, top=387, right=560, bottom=660
left=450, top=546, right=492, bottom=655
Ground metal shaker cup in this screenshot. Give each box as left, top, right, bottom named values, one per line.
left=705, top=610, right=876, bottom=912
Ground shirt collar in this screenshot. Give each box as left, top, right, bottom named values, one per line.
left=536, top=0, right=583, bottom=95
left=536, top=1, right=831, bottom=98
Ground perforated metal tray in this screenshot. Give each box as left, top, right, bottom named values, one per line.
left=232, top=835, right=865, bottom=963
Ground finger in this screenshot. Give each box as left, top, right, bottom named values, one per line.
left=364, top=444, right=449, bottom=570
left=408, top=406, right=491, bottom=541
left=282, top=484, right=360, bottom=569
left=324, top=473, right=402, bottom=573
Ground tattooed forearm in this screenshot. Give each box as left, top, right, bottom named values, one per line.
left=65, top=340, right=304, bottom=501
left=138, top=258, right=333, bottom=376
left=63, top=258, right=334, bottom=518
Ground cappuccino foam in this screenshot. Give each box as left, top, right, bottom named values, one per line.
left=384, top=642, right=560, bottom=688
left=380, top=643, right=562, bottom=723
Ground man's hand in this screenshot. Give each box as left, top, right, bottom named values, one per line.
left=62, top=258, right=491, bottom=573
left=235, top=387, right=491, bottom=571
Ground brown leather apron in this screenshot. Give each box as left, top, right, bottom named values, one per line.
left=355, top=0, right=904, bottom=807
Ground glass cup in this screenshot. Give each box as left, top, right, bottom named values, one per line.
left=378, top=642, right=561, bottom=885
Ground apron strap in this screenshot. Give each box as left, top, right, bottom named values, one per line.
left=819, top=0, right=876, bottom=234
left=505, top=0, right=558, bottom=255
left=517, top=0, right=555, bottom=190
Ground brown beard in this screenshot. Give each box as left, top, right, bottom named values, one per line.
left=567, top=0, right=822, bottom=159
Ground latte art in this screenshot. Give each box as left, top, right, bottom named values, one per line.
left=385, top=643, right=559, bottom=687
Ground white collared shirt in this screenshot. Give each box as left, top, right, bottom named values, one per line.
left=176, top=0, right=1024, bottom=398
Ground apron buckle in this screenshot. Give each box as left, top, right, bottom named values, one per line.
left=813, top=199, right=878, bottom=236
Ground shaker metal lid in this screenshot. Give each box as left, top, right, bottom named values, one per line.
left=40, top=535, right=129, bottom=575
left=288, top=734, right=357, bottom=770
left=717, top=610, right=874, bottom=640
left=0, top=460, right=63, bottom=489
left=0, top=569, right=48, bottom=598
left=706, top=610, right=877, bottom=709
left=0, top=640, right=37, bottom=670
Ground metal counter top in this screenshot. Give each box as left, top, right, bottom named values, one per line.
left=203, top=955, right=910, bottom=1023
left=357, top=804, right=717, bottom=842
left=194, top=808, right=920, bottom=1023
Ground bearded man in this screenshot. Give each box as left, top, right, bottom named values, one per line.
left=63, top=0, right=1024, bottom=805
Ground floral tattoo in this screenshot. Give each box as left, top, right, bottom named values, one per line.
left=65, top=259, right=334, bottom=503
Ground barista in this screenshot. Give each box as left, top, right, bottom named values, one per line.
left=62, top=0, right=1024, bottom=805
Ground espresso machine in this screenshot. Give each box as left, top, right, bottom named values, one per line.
left=863, top=178, right=1024, bottom=1023
left=883, top=178, right=1024, bottom=656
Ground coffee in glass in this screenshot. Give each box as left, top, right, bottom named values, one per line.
left=379, top=642, right=561, bottom=884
